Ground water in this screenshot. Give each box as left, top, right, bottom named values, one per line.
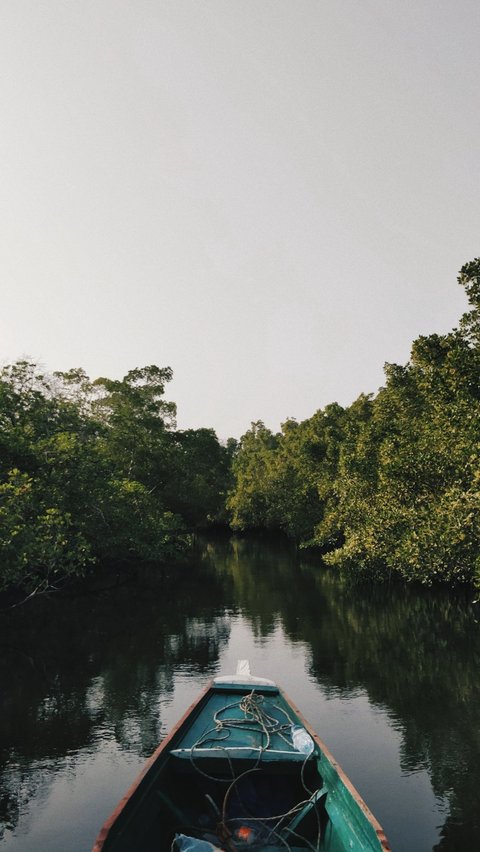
left=0, top=534, right=479, bottom=852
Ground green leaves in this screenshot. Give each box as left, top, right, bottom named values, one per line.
left=228, top=410, right=346, bottom=545
left=0, top=361, right=230, bottom=601
left=0, top=469, right=92, bottom=595
left=458, top=258, right=480, bottom=307
left=228, top=260, right=480, bottom=587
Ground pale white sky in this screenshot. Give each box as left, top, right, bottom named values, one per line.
left=1, top=1, right=478, bottom=438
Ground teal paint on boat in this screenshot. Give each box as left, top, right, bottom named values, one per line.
left=93, top=673, right=391, bottom=852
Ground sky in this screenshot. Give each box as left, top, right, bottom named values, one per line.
left=1, top=1, right=479, bottom=439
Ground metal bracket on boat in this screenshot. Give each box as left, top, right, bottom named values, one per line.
left=282, top=786, right=328, bottom=841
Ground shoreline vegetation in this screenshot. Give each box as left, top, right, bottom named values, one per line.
left=1, top=260, right=479, bottom=603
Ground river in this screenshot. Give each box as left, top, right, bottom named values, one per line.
left=0, top=534, right=479, bottom=852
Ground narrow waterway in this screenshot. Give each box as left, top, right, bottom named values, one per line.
left=0, top=535, right=479, bottom=852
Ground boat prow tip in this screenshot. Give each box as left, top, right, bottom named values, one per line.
left=213, top=658, right=276, bottom=687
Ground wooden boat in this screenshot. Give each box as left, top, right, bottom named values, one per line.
left=93, top=662, right=391, bottom=852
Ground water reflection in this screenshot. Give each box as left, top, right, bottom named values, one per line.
left=1, top=535, right=479, bottom=851
left=0, top=555, right=234, bottom=845
left=211, top=536, right=480, bottom=852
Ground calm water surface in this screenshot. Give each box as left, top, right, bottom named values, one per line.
left=1, top=535, right=479, bottom=852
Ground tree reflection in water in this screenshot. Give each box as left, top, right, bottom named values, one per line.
left=1, top=534, right=479, bottom=851
left=211, top=535, right=480, bottom=852
left=0, top=555, right=235, bottom=842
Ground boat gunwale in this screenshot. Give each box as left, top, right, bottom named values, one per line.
left=279, top=686, right=392, bottom=852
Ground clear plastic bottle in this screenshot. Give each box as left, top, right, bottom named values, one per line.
left=291, top=724, right=314, bottom=755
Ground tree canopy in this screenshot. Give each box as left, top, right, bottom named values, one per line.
left=228, top=260, right=480, bottom=587
left=2, top=260, right=480, bottom=597
left=0, top=362, right=231, bottom=601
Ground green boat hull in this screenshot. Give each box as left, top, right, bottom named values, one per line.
left=93, top=677, right=391, bottom=852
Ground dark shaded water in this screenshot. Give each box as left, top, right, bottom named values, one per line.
left=1, top=535, right=479, bottom=852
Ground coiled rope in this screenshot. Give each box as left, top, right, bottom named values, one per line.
left=182, top=691, right=322, bottom=852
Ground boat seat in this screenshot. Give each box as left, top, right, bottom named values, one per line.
left=170, top=747, right=314, bottom=763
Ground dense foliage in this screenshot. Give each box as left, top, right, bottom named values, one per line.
left=0, top=363, right=232, bottom=600
left=2, top=261, right=479, bottom=596
left=228, top=260, right=480, bottom=587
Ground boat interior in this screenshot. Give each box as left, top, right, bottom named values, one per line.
left=113, top=750, right=331, bottom=852
left=97, top=681, right=385, bottom=852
